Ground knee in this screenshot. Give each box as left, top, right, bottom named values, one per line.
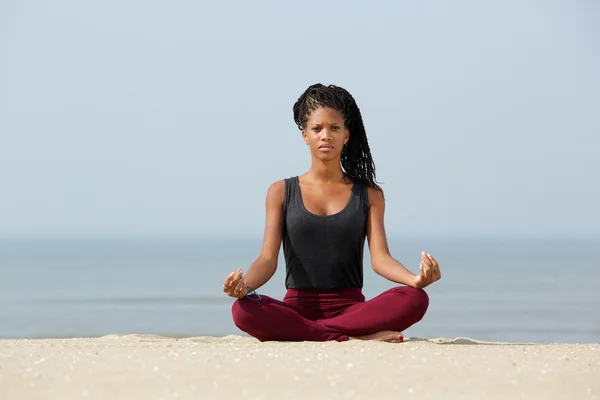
left=414, top=288, right=429, bottom=317
left=393, top=286, right=429, bottom=319
left=231, top=298, right=256, bottom=332
left=231, top=298, right=271, bottom=341
left=231, top=299, right=246, bottom=329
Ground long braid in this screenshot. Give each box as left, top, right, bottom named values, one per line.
left=293, top=83, right=380, bottom=190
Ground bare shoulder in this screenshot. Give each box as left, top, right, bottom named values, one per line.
left=266, top=179, right=286, bottom=204
left=367, top=184, right=385, bottom=207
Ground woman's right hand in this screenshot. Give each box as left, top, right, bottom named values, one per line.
left=223, top=268, right=247, bottom=298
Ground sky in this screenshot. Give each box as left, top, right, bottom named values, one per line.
left=1, top=0, right=599, bottom=237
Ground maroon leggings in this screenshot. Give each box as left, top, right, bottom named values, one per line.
left=231, top=286, right=429, bottom=342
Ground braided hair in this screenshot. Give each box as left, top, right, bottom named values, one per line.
left=293, top=83, right=380, bottom=190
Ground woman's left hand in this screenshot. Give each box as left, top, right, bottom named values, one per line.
left=413, top=252, right=441, bottom=289
left=223, top=269, right=247, bottom=299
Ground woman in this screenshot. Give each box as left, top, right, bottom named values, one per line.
left=223, top=83, right=441, bottom=343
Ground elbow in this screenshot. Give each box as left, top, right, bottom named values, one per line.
left=370, top=254, right=390, bottom=274
left=257, top=254, right=278, bottom=273
left=371, top=259, right=381, bottom=274
left=371, top=264, right=385, bottom=278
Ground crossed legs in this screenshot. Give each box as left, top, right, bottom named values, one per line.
left=231, top=286, right=429, bottom=342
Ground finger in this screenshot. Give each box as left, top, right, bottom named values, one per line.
left=230, top=269, right=243, bottom=287
left=420, top=260, right=431, bottom=281
left=426, top=253, right=438, bottom=269
left=226, top=269, right=241, bottom=286
left=427, top=253, right=441, bottom=280
left=225, top=270, right=243, bottom=296
left=238, top=282, right=247, bottom=298
left=237, top=279, right=246, bottom=294
left=234, top=281, right=245, bottom=298
left=423, top=263, right=432, bottom=281
left=228, top=278, right=240, bottom=291
left=420, top=262, right=426, bottom=278
left=233, top=277, right=245, bottom=297
left=423, top=253, right=435, bottom=279
left=425, top=255, right=437, bottom=279
left=421, top=252, right=433, bottom=268
left=223, top=272, right=235, bottom=288
left=226, top=283, right=239, bottom=297
left=421, top=255, right=432, bottom=277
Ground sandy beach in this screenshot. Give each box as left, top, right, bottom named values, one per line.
left=0, top=335, right=598, bottom=399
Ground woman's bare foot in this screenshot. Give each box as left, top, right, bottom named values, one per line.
left=349, top=330, right=404, bottom=343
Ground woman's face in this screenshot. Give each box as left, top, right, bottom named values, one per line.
left=302, top=107, right=349, bottom=161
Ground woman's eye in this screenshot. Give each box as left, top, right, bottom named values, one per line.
left=332, top=126, right=339, bottom=130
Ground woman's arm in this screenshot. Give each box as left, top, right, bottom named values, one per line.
left=240, top=180, right=285, bottom=291
left=366, top=186, right=418, bottom=287
left=366, top=186, right=441, bottom=289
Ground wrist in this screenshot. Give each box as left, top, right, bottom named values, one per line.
left=409, top=274, right=421, bottom=289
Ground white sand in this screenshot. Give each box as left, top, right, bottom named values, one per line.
left=0, top=335, right=598, bottom=399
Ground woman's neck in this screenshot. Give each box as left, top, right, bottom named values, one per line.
left=306, top=158, right=345, bottom=184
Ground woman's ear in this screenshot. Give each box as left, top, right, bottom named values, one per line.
left=344, top=129, right=350, bottom=144
left=302, top=130, right=309, bottom=145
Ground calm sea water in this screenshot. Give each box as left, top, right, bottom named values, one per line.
left=0, top=236, right=598, bottom=343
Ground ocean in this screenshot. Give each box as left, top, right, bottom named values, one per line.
left=0, top=236, right=598, bottom=343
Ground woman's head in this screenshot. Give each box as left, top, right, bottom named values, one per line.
left=293, top=83, right=378, bottom=188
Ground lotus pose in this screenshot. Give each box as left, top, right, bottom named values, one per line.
left=223, top=84, right=441, bottom=342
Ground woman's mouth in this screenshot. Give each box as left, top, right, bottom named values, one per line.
left=319, top=145, right=334, bottom=151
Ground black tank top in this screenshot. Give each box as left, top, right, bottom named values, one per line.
left=282, top=176, right=370, bottom=289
